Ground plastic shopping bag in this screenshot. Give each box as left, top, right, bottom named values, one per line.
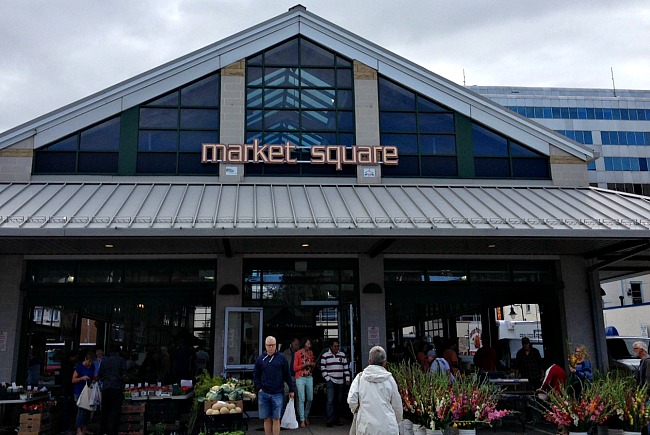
left=90, top=383, right=102, bottom=408
left=280, top=397, right=299, bottom=429
left=76, top=384, right=96, bottom=411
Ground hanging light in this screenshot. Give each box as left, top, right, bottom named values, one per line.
left=508, top=306, right=517, bottom=320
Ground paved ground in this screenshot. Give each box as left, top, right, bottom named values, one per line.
left=246, top=415, right=558, bottom=434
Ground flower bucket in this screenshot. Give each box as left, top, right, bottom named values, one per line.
left=568, top=432, right=589, bottom=435
left=413, top=425, right=427, bottom=435
left=458, top=429, right=477, bottom=435
left=622, top=432, right=641, bottom=435
left=426, top=429, right=442, bottom=435
left=608, top=430, right=624, bottom=435
left=400, top=419, right=414, bottom=435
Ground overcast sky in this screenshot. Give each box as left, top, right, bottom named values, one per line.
left=1, top=0, right=649, bottom=134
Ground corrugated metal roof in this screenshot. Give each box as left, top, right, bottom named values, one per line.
left=0, top=182, right=648, bottom=237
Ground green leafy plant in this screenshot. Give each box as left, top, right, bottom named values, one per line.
left=148, top=422, right=165, bottom=435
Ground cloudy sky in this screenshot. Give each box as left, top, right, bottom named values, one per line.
left=1, top=0, right=649, bottom=133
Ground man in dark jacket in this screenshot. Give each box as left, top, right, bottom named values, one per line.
left=254, top=336, right=295, bottom=435
left=98, top=344, right=127, bottom=435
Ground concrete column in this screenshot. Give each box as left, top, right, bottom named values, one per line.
left=0, top=255, right=24, bottom=382
left=353, top=61, right=382, bottom=184
left=214, top=255, right=243, bottom=375
left=358, top=255, right=386, bottom=370
left=219, top=60, right=246, bottom=182
left=559, top=255, right=602, bottom=367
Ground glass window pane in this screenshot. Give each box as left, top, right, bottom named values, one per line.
left=421, top=156, right=458, bottom=176
left=179, top=131, right=219, bottom=152
left=420, top=135, right=456, bottom=155
left=301, top=68, right=336, bottom=87
left=382, top=155, right=419, bottom=176
left=181, top=74, right=219, bottom=107
left=336, top=56, right=352, bottom=67
left=246, top=88, right=264, bottom=108
left=248, top=54, right=263, bottom=66
left=78, top=152, right=118, bottom=173
left=34, top=152, right=76, bottom=173
left=138, top=130, right=177, bottom=151
left=472, top=123, right=508, bottom=156
left=338, top=133, right=355, bottom=146
left=474, top=157, right=510, bottom=177
left=247, top=67, right=263, bottom=86
left=179, top=152, right=218, bottom=174
left=44, top=135, right=77, bottom=151
left=265, top=67, right=299, bottom=87
left=381, top=134, right=418, bottom=154
left=80, top=117, right=120, bottom=151
left=417, top=97, right=446, bottom=112
left=418, top=113, right=454, bottom=133
left=246, top=110, right=264, bottom=130
left=302, top=111, right=336, bottom=131
left=378, top=77, right=416, bottom=111
left=380, top=112, right=417, bottom=132
left=258, top=88, right=299, bottom=109
left=512, top=158, right=549, bottom=178
left=145, top=92, right=179, bottom=107
left=264, top=131, right=300, bottom=146
left=302, top=89, right=335, bottom=109
left=136, top=152, right=177, bottom=173
left=510, top=142, right=542, bottom=157
left=300, top=39, right=335, bottom=66
left=180, top=109, right=219, bottom=129
left=265, top=39, right=299, bottom=65
left=302, top=132, right=337, bottom=146
left=337, top=90, right=353, bottom=109
left=337, top=69, right=352, bottom=88
left=140, top=108, right=178, bottom=129
left=265, top=110, right=300, bottom=131
left=337, top=112, right=354, bottom=131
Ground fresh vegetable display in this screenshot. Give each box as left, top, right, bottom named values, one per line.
left=204, top=378, right=256, bottom=402
left=205, top=401, right=243, bottom=415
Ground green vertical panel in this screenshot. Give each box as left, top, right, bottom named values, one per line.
left=456, top=113, right=474, bottom=178
left=119, top=107, right=139, bottom=175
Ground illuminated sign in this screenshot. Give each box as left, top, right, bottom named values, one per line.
left=201, top=139, right=398, bottom=171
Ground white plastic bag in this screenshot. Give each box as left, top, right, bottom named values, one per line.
left=76, top=384, right=96, bottom=411
left=280, top=397, right=299, bottom=429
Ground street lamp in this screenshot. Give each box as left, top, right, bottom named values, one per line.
left=508, top=304, right=526, bottom=321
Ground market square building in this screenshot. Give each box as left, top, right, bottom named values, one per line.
left=1, top=5, right=650, bottom=384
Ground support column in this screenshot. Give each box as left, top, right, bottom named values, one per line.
left=358, top=255, right=386, bottom=370
left=214, top=255, right=243, bottom=375
left=353, top=61, right=381, bottom=184
left=559, top=255, right=602, bottom=367
left=0, top=255, right=24, bottom=382
left=219, top=60, right=246, bottom=182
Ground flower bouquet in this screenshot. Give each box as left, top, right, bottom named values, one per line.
left=610, top=381, right=650, bottom=432
left=388, top=362, right=450, bottom=430
left=448, top=376, right=510, bottom=430
left=539, top=381, right=612, bottom=432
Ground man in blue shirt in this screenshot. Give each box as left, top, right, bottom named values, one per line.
left=254, top=336, right=295, bottom=435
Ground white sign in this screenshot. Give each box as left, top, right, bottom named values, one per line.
left=225, top=166, right=238, bottom=176
left=363, top=168, right=376, bottom=178
left=367, top=326, right=380, bottom=346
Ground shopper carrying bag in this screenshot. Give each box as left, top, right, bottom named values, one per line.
left=280, top=397, right=299, bottom=429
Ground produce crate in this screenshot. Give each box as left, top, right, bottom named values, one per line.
left=203, top=413, right=246, bottom=434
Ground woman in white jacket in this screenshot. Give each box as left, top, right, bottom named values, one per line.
left=347, top=346, right=403, bottom=435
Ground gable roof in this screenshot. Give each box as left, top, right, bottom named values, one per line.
left=0, top=5, right=594, bottom=160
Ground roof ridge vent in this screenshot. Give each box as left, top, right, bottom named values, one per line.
left=289, top=4, right=307, bottom=12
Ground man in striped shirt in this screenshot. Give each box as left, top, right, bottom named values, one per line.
left=320, top=340, right=351, bottom=427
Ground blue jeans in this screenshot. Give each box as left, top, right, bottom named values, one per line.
left=326, top=380, right=343, bottom=424
left=74, top=393, right=90, bottom=429
left=258, top=390, right=284, bottom=420
left=295, top=376, right=313, bottom=422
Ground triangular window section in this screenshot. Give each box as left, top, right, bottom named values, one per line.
left=245, top=36, right=355, bottom=176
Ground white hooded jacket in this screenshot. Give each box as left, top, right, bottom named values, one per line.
left=347, top=364, right=403, bottom=435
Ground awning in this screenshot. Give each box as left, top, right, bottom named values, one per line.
left=0, top=182, right=649, bottom=237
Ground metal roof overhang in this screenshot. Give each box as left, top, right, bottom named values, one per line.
left=0, top=182, right=649, bottom=281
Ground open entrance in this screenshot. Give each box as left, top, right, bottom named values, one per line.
left=21, top=260, right=215, bottom=388
left=384, top=259, right=563, bottom=382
